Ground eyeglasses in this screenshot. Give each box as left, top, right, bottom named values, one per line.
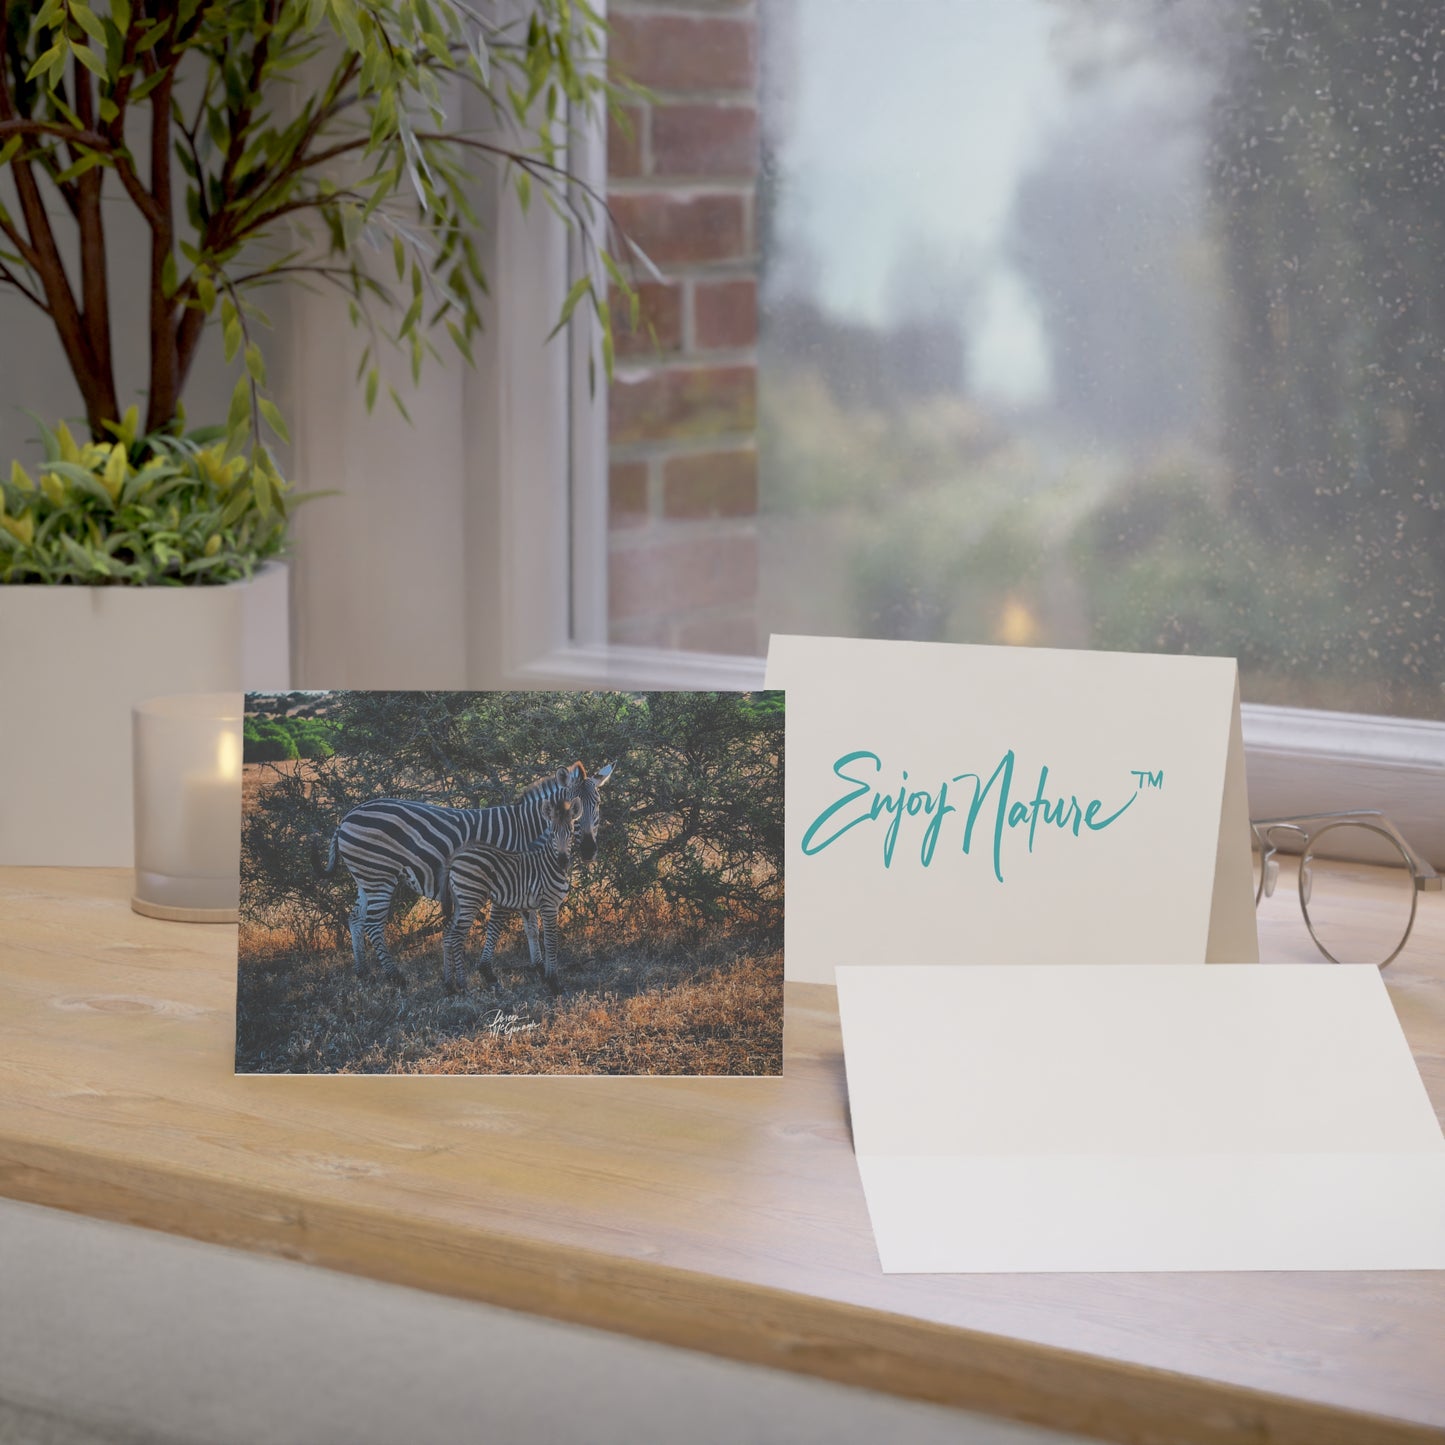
left=1250, top=811, right=1441, bottom=968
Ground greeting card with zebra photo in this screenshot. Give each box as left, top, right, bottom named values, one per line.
left=235, top=690, right=784, bottom=1075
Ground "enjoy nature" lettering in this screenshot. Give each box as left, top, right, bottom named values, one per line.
left=800, top=750, right=1139, bottom=882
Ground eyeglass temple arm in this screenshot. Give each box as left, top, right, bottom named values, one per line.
left=1249, top=811, right=1440, bottom=891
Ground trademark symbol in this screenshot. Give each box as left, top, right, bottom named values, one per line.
left=1131, top=770, right=1164, bottom=791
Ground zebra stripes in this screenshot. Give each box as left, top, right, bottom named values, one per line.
left=440, top=793, right=582, bottom=993
left=311, top=760, right=611, bottom=985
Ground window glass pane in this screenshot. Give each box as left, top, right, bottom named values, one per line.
left=756, top=0, right=1445, bottom=719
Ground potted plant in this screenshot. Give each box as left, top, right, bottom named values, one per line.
left=0, top=0, right=632, bottom=864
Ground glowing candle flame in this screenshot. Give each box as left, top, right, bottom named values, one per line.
left=218, top=727, right=242, bottom=781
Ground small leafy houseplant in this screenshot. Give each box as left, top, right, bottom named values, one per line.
left=0, top=0, right=634, bottom=585
left=1, top=411, right=288, bottom=582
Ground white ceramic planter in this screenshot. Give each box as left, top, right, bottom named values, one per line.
left=0, top=562, right=289, bottom=865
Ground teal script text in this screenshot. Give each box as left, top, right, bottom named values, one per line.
left=800, top=750, right=1139, bottom=882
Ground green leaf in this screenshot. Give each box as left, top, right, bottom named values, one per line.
left=546, top=275, right=592, bottom=343
left=601, top=250, right=628, bottom=294
left=70, top=5, right=108, bottom=46
left=364, top=368, right=378, bottom=412
left=244, top=343, right=266, bottom=386
left=220, top=483, right=252, bottom=528
left=52, top=150, right=104, bottom=185
left=26, top=46, right=65, bottom=84
left=226, top=373, right=252, bottom=439
left=43, top=461, right=115, bottom=508
left=0, top=136, right=22, bottom=168
left=69, top=43, right=108, bottom=80
left=222, top=301, right=242, bottom=363
left=60, top=532, right=108, bottom=577
left=329, top=0, right=365, bottom=52
left=258, top=398, right=290, bottom=444
left=160, top=250, right=178, bottom=298
left=129, top=66, right=169, bottom=102
left=98, top=97, right=119, bottom=124
left=445, top=319, right=474, bottom=367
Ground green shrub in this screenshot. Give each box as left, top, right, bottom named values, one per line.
left=0, top=414, right=289, bottom=586
left=243, top=716, right=340, bottom=763
left=244, top=720, right=299, bottom=763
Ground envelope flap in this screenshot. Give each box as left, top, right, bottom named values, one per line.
left=836, top=964, right=1445, bottom=1158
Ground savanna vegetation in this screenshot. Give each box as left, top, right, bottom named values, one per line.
left=236, top=690, right=784, bottom=1075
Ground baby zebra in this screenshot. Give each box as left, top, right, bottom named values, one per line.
left=440, top=793, right=582, bottom=994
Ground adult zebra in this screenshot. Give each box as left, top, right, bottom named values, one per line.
left=311, top=760, right=613, bottom=984
left=439, top=792, right=581, bottom=994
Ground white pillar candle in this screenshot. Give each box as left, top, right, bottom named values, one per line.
left=132, top=693, right=244, bottom=922
left=180, top=727, right=244, bottom=879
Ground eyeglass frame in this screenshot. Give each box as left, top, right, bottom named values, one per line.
left=1249, top=810, right=1441, bottom=968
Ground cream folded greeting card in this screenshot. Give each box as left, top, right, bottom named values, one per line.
left=836, top=963, right=1445, bottom=1272
left=765, top=635, right=1256, bottom=981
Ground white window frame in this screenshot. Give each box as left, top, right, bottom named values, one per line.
left=465, top=19, right=1445, bottom=867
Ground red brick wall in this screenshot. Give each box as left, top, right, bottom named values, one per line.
left=606, top=0, right=760, bottom=655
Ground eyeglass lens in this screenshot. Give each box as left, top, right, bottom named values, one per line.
left=1297, top=823, right=1417, bottom=966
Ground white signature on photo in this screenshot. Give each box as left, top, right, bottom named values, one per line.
left=484, top=1008, right=538, bottom=1038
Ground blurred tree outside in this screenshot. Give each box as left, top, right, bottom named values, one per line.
left=757, top=0, right=1444, bottom=718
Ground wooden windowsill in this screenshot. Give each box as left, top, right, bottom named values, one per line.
left=0, top=867, right=1441, bottom=1445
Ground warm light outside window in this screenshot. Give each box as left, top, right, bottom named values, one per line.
left=604, top=0, right=1445, bottom=724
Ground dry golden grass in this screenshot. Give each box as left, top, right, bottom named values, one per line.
left=235, top=913, right=781, bottom=1076
left=242, top=758, right=328, bottom=811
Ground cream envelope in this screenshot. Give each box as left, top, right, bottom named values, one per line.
left=765, top=635, right=1257, bottom=982
left=836, top=964, right=1445, bottom=1272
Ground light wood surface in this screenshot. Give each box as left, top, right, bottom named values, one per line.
left=1, top=867, right=1442, bottom=1445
